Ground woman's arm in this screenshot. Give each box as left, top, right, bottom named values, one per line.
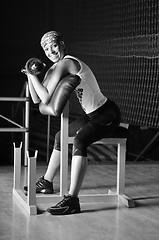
left=27, top=73, right=49, bottom=104
left=28, top=58, right=80, bottom=104
left=27, top=75, right=40, bottom=104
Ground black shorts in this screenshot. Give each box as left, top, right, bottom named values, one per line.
left=54, top=99, right=121, bottom=156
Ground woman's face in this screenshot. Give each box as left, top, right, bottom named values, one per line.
left=43, top=41, right=65, bottom=63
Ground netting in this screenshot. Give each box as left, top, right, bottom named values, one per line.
left=62, top=0, right=159, bottom=128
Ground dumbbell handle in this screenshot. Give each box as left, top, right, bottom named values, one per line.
left=21, top=68, right=28, bottom=75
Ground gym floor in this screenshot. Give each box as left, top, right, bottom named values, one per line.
left=0, top=162, right=159, bottom=240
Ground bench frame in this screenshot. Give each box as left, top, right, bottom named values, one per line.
left=13, top=102, right=135, bottom=215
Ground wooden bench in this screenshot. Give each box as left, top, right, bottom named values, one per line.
left=13, top=101, right=135, bottom=215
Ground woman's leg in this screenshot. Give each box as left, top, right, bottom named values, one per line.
left=44, top=149, right=60, bottom=182
left=68, top=114, right=119, bottom=197
left=68, top=123, right=93, bottom=196
left=68, top=155, right=88, bottom=197
left=44, top=115, right=89, bottom=183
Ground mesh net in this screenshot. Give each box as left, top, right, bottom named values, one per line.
left=64, top=0, right=159, bottom=128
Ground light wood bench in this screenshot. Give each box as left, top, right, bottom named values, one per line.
left=13, top=101, right=135, bottom=215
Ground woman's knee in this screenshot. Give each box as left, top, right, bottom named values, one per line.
left=73, top=136, right=87, bottom=157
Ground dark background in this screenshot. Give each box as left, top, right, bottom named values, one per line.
left=0, top=0, right=159, bottom=164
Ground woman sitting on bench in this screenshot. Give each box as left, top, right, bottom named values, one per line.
left=24, top=30, right=121, bottom=215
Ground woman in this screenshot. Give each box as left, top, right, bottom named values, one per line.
left=26, top=31, right=121, bottom=215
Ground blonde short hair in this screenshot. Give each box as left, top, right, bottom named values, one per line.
left=40, top=31, right=64, bottom=49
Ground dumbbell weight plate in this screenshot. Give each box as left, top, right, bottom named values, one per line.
left=25, top=58, right=45, bottom=75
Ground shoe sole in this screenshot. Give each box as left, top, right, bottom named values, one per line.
left=24, top=187, right=54, bottom=194
left=47, top=207, right=81, bottom=215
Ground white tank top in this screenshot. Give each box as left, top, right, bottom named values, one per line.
left=64, top=55, right=107, bottom=114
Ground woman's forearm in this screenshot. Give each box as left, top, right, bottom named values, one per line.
left=27, top=75, right=40, bottom=104
left=28, top=74, right=49, bottom=104
left=27, top=61, right=67, bottom=104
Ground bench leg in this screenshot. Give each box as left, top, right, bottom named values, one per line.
left=27, top=151, right=38, bottom=211
left=60, top=104, right=69, bottom=196
left=117, top=142, right=126, bottom=195
left=13, top=144, right=37, bottom=215
left=117, top=143, right=135, bottom=208
left=13, top=143, right=22, bottom=190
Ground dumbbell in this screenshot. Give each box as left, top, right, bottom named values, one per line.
left=21, top=58, right=46, bottom=75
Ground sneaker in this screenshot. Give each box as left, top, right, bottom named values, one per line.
left=47, top=194, right=81, bottom=215
left=24, top=176, right=54, bottom=194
